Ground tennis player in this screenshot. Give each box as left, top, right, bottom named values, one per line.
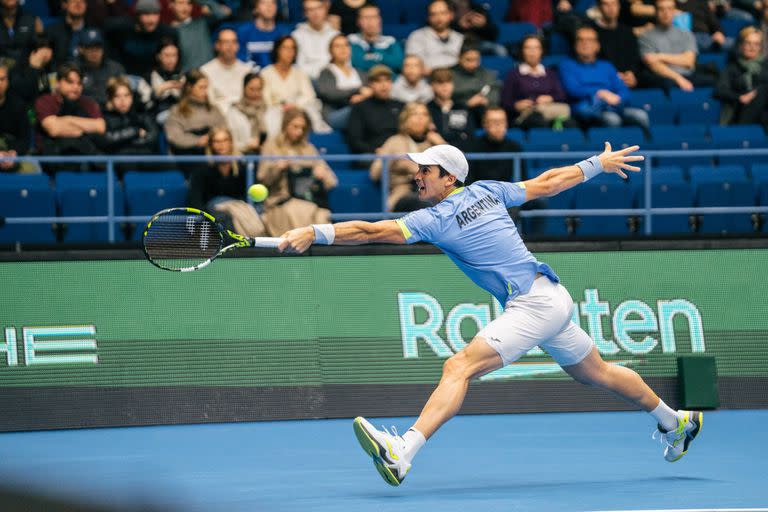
left=277, top=143, right=703, bottom=486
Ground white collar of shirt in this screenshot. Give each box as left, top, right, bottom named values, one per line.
left=519, top=63, right=546, bottom=77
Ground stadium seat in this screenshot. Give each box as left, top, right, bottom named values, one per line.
left=669, top=88, right=720, bottom=124
left=335, top=169, right=373, bottom=185
left=711, top=125, right=768, bottom=167
left=384, top=23, right=420, bottom=41
left=55, top=172, right=126, bottom=242
left=402, top=0, right=430, bottom=23
left=22, top=0, right=50, bottom=16
left=328, top=183, right=382, bottom=213
left=628, top=88, right=676, bottom=124
left=506, top=128, right=526, bottom=145
left=760, top=184, right=768, bottom=232
left=697, top=52, right=728, bottom=71
left=574, top=181, right=634, bottom=236
left=0, top=174, right=56, bottom=244
left=483, top=0, right=508, bottom=24
left=498, top=22, right=537, bottom=48
left=547, top=32, right=571, bottom=55
left=720, top=17, right=753, bottom=38
left=689, top=165, right=753, bottom=233
left=525, top=188, right=575, bottom=236
left=650, top=182, right=696, bottom=234
left=648, top=124, right=712, bottom=170
left=311, top=132, right=352, bottom=169
left=123, top=171, right=187, bottom=240
left=541, top=54, right=565, bottom=68
left=750, top=163, right=768, bottom=187
left=525, top=128, right=591, bottom=168
left=378, top=0, right=402, bottom=23
left=587, top=126, right=646, bottom=148
left=483, top=56, right=515, bottom=79
left=688, top=164, right=748, bottom=184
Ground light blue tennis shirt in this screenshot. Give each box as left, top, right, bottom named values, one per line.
left=396, top=180, right=559, bottom=306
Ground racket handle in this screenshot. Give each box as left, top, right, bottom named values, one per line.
left=251, top=237, right=283, bottom=248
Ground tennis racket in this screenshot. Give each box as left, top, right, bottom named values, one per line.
left=142, top=207, right=282, bottom=272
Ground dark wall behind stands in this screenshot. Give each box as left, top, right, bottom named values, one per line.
left=1, top=241, right=766, bottom=431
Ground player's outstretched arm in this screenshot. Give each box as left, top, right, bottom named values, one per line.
left=521, top=142, right=644, bottom=202
left=278, top=220, right=406, bottom=254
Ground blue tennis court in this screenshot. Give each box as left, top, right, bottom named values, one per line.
left=0, top=409, right=765, bottom=511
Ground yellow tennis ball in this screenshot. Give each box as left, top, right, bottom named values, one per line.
left=248, top=184, right=269, bottom=202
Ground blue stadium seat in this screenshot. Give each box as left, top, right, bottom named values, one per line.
left=384, top=23, right=420, bottom=41
left=669, top=88, right=720, bottom=124
left=378, top=0, right=402, bottom=24
left=0, top=174, right=56, bottom=244
left=483, top=0, right=508, bottom=24
left=335, top=169, right=373, bottom=185
left=750, top=164, right=768, bottom=188
left=498, top=22, right=537, bottom=47
left=55, top=172, right=126, bottom=242
left=506, top=128, right=526, bottom=145
left=688, top=164, right=748, bottom=184
left=697, top=179, right=755, bottom=234
left=711, top=124, right=768, bottom=167
left=402, top=0, right=430, bottom=23
left=483, top=56, right=515, bottom=79
left=628, top=88, right=675, bottom=124
left=525, top=128, right=590, bottom=168
left=761, top=185, right=768, bottom=232
left=525, top=188, right=575, bottom=236
left=720, top=17, right=753, bottom=38
left=22, top=0, right=50, bottom=16
left=648, top=124, right=712, bottom=170
left=547, top=32, right=571, bottom=55
left=587, top=126, right=647, bottom=148
left=311, top=132, right=351, bottom=169
left=328, top=182, right=382, bottom=213
left=574, top=181, right=634, bottom=235
left=697, top=52, right=728, bottom=71
left=650, top=182, right=695, bottom=234
left=123, top=171, right=187, bottom=240
left=541, top=54, right=565, bottom=68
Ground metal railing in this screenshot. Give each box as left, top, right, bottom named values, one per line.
left=3, top=148, right=768, bottom=242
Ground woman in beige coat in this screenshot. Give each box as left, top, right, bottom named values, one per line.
left=258, top=107, right=338, bottom=236
left=370, top=102, right=447, bottom=211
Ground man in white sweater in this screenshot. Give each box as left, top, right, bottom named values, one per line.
left=201, top=29, right=254, bottom=115
left=405, top=0, right=464, bottom=75
left=292, top=0, right=339, bottom=80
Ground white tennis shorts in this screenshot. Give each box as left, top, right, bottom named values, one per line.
left=477, top=276, right=594, bottom=367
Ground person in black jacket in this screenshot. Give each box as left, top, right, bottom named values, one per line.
left=9, top=36, right=55, bottom=104
left=0, top=60, right=34, bottom=172
left=0, top=0, right=41, bottom=66
left=45, top=0, right=90, bottom=65
left=78, top=29, right=125, bottom=107
left=426, top=67, right=481, bottom=146
left=462, top=107, right=522, bottom=183
left=714, top=27, right=768, bottom=126
left=99, top=76, right=157, bottom=155
left=345, top=64, right=403, bottom=154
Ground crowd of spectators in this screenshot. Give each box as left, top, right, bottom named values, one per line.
left=2, top=0, right=768, bottom=224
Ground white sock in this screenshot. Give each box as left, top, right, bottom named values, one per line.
left=650, top=400, right=681, bottom=432
left=401, top=428, right=426, bottom=462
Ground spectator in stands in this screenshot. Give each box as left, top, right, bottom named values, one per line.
left=639, top=0, right=713, bottom=91
left=316, top=34, right=370, bottom=130
left=261, top=35, right=328, bottom=136
left=0, top=60, right=34, bottom=173
left=451, top=0, right=504, bottom=55
left=46, top=0, right=89, bottom=65
left=676, top=0, right=729, bottom=52
left=188, top=126, right=269, bottom=237
left=292, top=0, right=339, bottom=80
left=462, top=107, right=522, bottom=183
left=618, top=0, right=656, bottom=34
left=427, top=67, right=481, bottom=144
left=258, top=107, right=335, bottom=234
left=370, top=101, right=446, bottom=211
left=201, top=28, right=253, bottom=115
left=85, top=0, right=131, bottom=27
left=34, top=63, right=105, bottom=156
left=506, top=0, right=553, bottom=28
left=715, top=27, right=768, bottom=126
left=105, top=0, right=177, bottom=78
left=561, top=26, right=650, bottom=129
left=165, top=69, right=225, bottom=154
left=0, top=0, right=42, bottom=66
left=227, top=72, right=266, bottom=153
left=501, top=35, right=572, bottom=129
left=98, top=76, right=157, bottom=154
left=346, top=64, right=404, bottom=154
left=406, top=0, right=464, bottom=74
left=593, top=0, right=664, bottom=89
left=9, top=35, right=55, bottom=104
left=349, top=4, right=403, bottom=72
left=451, top=39, right=499, bottom=109
left=391, top=54, right=433, bottom=103
left=329, top=0, right=370, bottom=35
left=150, top=37, right=184, bottom=124
left=237, top=0, right=288, bottom=69
left=170, top=0, right=213, bottom=71
left=78, top=29, right=125, bottom=107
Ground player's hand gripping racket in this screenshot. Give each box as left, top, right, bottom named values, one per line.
left=142, top=207, right=282, bottom=271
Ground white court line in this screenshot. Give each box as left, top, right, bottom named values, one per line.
left=591, top=509, right=768, bottom=512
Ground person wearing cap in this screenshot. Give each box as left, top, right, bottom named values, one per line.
left=78, top=28, right=125, bottom=106
left=277, top=140, right=704, bottom=485
left=45, top=0, right=89, bottom=65
left=345, top=64, right=403, bottom=154
left=104, top=0, right=178, bottom=78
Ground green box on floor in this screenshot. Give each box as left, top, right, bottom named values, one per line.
left=677, top=355, right=719, bottom=409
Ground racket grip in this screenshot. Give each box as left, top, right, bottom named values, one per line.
left=251, top=237, right=283, bottom=248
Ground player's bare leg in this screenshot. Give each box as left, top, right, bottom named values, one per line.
left=352, top=337, right=502, bottom=485
left=563, top=347, right=703, bottom=462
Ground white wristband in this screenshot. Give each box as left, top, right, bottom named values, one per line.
left=577, top=155, right=604, bottom=182
left=312, top=224, right=335, bottom=245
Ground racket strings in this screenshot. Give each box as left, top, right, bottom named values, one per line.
left=143, top=213, right=222, bottom=270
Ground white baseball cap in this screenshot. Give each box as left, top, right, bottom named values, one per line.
left=407, top=144, right=469, bottom=183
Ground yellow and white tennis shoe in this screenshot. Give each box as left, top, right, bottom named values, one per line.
left=353, top=416, right=411, bottom=486
left=653, top=410, right=703, bottom=462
